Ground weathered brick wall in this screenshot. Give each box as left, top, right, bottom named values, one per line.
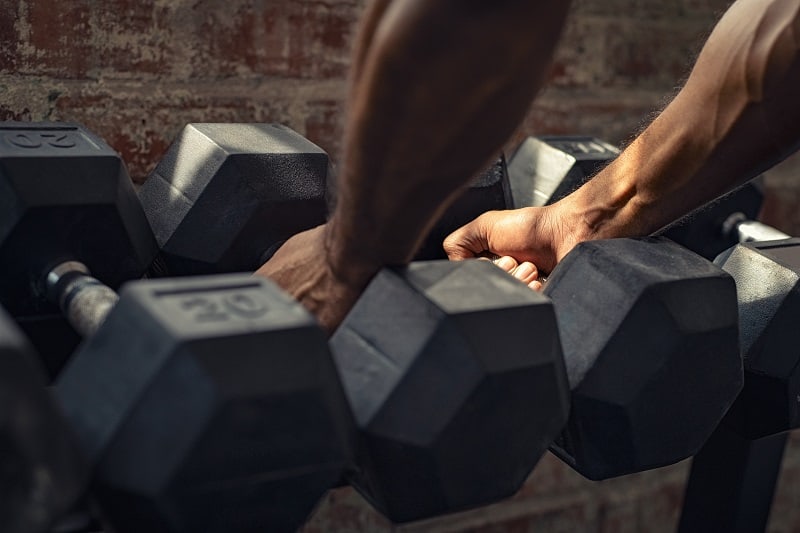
left=0, top=0, right=361, bottom=180
left=2, top=0, right=800, bottom=531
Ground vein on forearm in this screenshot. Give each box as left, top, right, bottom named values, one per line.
left=568, top=0, right=800, bottom=241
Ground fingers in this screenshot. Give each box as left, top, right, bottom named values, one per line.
left=493, top=255, right=517, bottom=271
left=528, top=279, right=544, bottom=292
left=509, top=261, right=539, bottom=285
left=490, top=255, right=540, bottom=285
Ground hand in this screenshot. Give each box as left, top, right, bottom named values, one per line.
left=254, top=225, right=375, bottom=335
left=443, top=205, right=577, bottom=275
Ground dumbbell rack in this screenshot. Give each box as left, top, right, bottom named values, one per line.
left=680, top=427, right=788, bottom=532
left=3, top=122, right=797, bottom=533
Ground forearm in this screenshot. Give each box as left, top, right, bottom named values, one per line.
left=327, top=0, right=571, bottom=283
left=558, top=0, right=800, bottom=245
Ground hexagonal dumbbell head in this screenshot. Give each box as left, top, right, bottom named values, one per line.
left=715, top=238, right=800, bottom=439
left=140, top=123, right=331, bottom=276
left=507, top=136, right=619, bottom=208
left=545, top=238, right=742, bottom=480
left=0, top=306, right=86, bottom=533
left=55, top=274, right=354, bottom=533
left=0, top=123, right=156, bottom=313
left=0, top=123, right=157, bottom=371
left=331, top=260, right=568, bottom=522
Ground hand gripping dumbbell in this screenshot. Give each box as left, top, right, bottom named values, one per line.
left=0, top=305, right=85, bottom=533
left=0, top=123, right=354, bottom=533
left=139, top=123, right=571, bottom=522
left=504, top=135, right=745, bottom=478
left=0, top=123, right=157, bottom=374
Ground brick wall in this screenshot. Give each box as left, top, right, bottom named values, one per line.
left=0, top=0, right=361, bottom=180
left=2, top=0, right=800, bottom=531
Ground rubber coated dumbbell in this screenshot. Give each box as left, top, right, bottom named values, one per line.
left=680, top=222, right=797, bottom=533
left=51, top=267, right=353, bottom=533
left=138, top=123, right=513, bottom=274
left=0, top=123, right=157, bottom=373
left=543, top=237, right=743, bottom=479
left=0, top=123, right=354, bottom=533
left=140, top=123, right=571, bottom=522
left=714, top=223, right=800, bottom=439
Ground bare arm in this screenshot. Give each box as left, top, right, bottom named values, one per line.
left=558, top=0, right=800, bottom=246
left=328, top=0, right=571, bottom=283
left=446, top=0, right=800, bottom=270
left=259, top=0, right=571, bottom=331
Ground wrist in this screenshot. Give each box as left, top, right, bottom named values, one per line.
left=540, top=201, right=592, bottom=265
left=547, top=161, right=651, bottom=257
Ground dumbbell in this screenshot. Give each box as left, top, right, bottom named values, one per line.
left=138, top=123, right=514, bottom=274
left=540, top=236, right=742, bottom=479
left=508, top=135, right=765, bottom=260
left=140, top=123, right=570, bottom=522
left=0, top=124, right=157, bottom=375
left=712, top=222, right=797, bottom=439
left=0, top=305, right=85, bottom=533
left=140, top=123, right=332, bottom=276
left=0, top=123, right=354, bottom=533
left=679, top=222, right=797, bottom=532
left=508, top=136, right=744, bottom=478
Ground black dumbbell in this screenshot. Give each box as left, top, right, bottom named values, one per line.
left=0, top=123, right=158, bottom=375
left=679, top=221, right=797, bottom=533
left=501, top=136, right=745, bottom=478
left=543, top=236, right=742, bottom=479
left=0, top=123, right=354, bottom=533
left=507, top=135, right=619, bottom=208
left=139, top=123, right=514, bottom=274
left=508, top=135, right=765, bottom=260
left=329, top=259, right=567, bottom=521
left=712, top=221, right=798, bottom=439
left=139, top=123, right=332, bottom=276
left=0, top=305, right=85, bottom=533
left=140, top=123, right=571, bottom=522
left=51, top=267, right=353, bottom=533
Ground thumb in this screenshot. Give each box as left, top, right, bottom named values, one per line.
left=443, top=214, right=492, bottom=260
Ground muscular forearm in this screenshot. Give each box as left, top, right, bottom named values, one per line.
left=326, top=0, right=571, bottom=283
left=558, top=0, right=800, bottom=245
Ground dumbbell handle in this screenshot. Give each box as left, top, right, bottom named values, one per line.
left=722, top=212, right=791, bottom=244
left=45, top=261, right=118, bottom=338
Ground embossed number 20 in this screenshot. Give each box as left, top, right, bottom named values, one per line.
left=6, top=132, right=77, bottom=149
left=179, top=293, right=268, bottom=323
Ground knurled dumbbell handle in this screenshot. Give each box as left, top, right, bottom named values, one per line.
left=722, top=212, right=791, bottom=244
left=45, top=261, right=118, bottom=338
left=736, top=220, right=791, bottom=243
